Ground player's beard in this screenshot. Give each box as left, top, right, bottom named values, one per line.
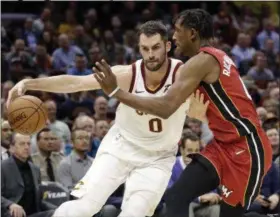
left=144, top=50, right=166, bottom=72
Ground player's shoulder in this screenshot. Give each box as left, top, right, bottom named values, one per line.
left=170, top=57, right=184, bottom=65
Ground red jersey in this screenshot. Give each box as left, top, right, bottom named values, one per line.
left=198, top=47, right=261, bottom=143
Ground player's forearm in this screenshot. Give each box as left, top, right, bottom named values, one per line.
left=115, top=89, right=177, bottom=119
left=24, top=75, right=100, bottom=93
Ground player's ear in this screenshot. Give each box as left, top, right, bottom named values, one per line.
left=190, top=28, right=198, bottom=41
left=166, top=41, right=171, bottom=52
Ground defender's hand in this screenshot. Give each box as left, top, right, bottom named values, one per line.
left=93, top=59, right=118, bottom=96
left=186, top=89, right=209, bottom=122
left=7, top=79, right=29, bottom=108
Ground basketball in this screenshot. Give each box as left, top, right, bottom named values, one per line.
left=7, top=95, right=48, bottom=135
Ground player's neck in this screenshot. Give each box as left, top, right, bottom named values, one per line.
left=189, top=40, right=211, bottom=57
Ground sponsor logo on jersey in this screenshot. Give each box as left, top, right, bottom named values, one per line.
left=221, top=185, right=233, bottom=198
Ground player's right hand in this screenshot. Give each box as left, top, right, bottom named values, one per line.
left=9, top=203, right=26, bottom=217
left=7, top=79, right=29, bottom=108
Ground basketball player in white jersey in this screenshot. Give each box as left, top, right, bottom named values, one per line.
left=7, top=21, right=205, bottom=217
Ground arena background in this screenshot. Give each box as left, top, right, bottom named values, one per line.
left=1, top=1, right=279, bottom=217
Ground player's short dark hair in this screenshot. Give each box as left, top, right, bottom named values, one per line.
left=174, top=9, right=214, bottom=40
left=181, top=131, right=200, bottom=149
left=36, top=128, right=51, bottom=141
left=137, top=20, right=168, bottom=41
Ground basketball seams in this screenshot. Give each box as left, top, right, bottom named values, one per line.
left=18, top=96, right=47, bottom=125
left=32, top=108, right=40, bottom=134
left=9, top=100, right=44, bottom=132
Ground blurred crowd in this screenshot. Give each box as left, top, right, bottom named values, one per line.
left=1, top=1, right=279, bottom=217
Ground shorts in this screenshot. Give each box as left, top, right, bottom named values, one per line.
left=197, top=129, right=272, bottom=209
left=71, top=126, right=176, bottom=216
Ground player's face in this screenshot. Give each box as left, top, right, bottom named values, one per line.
left=173, top=21, right=196, bottom=56
left=139, top=33, right=171, bottom=72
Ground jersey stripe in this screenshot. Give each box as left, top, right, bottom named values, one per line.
left=128, top=63, right=136, bottom=93
left=244, top=132, right=265, bottom=209
left=172, top=62, right=183, bottom=83
left=201, top=80, right=257, bottom=136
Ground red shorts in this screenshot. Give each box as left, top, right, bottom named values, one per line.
left=200, top=129, right=272, bottom=209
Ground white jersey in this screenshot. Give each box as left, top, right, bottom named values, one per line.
left=115, top=58, right=189, bottom=151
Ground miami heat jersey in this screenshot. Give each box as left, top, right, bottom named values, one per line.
left=198, top=47, right=261, bottom=143
left=115, top=58, right=188, bottom=151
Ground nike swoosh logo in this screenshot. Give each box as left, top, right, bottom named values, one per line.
left=135, top=90, right=144, bottom=93
left=235, top=150, right=245, bottom=155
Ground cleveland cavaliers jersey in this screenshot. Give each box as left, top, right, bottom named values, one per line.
left=115, top=58, right=189, bottom=151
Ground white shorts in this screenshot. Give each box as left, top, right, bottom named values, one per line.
left=71, top=126, right=176, bottom=216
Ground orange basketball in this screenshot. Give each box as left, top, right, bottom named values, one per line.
left=7, top=95, right=48, bottom=135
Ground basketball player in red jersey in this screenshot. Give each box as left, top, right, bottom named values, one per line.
left=94, top=9, right=273, bottom=217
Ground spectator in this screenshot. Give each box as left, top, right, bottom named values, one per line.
left=1, top=133, right=55, bottom=217
left=43, top=100, right=71, bottom=147
left=58, top=9, right=78, bottom=39
left=58, top=129, right=93, bottom=190
left=269, top=87, right=279, bottom=102
left=73, top=25, right=93, bottom=55
left=248, top=162, right=280, bottom=215
left=6, top=39, right=34, bottom=69
left=1, top=120, right=13, bottom=160
left=262, top=39, right=278, bottom=72
left=231, top=32, right=256, bottom=68
left=101, top=30, right=122, bottom=64
left=185, top=118, right=213, bottom=146
left=58, top=92, right=93, bottom=121
left=256, top=107, right=268, bottom=126
left=111, top=15, right=123, bottom=44
left=22, top=18, right=37, bottom=52
left=168, top=132, right=220, bottom=217
left=257, top=19, right=279, bottom=54
left=87, top=46, right=103, bottom=69
left=247, top=55, right=274, bottom=81
left=262, top=98, right=279, bottom=117
left=265, top=127, right=279, bottom=161
left=93, top=96, right=109, bottom=122
left=52, top=34, right=83, bottom=71
left=72, top=115, right=95, bottom=137
left=33, top=8, right=51, bottom=35
left=67, top=54, right=91, bottom=76
left=39, top=31, right=57, bottom=55
left=89, top=120, right=109, bottom=157
left=32, top=128, right=64, bottom=182
left=33, top=44, right=52, bottom=74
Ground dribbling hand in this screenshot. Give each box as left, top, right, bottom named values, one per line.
left=93, top=59, right=119, bottom=96
left=6, top=79, right=29, bottom=108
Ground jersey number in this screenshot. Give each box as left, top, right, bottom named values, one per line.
left=149, top=118, right=162, bottom=132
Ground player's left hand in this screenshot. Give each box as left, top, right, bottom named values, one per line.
left=268, top=194, right=279, bottom=210
left=93, top=59, right=118, bottom=96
